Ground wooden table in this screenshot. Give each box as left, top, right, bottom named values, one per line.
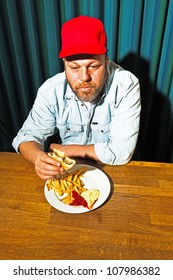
left=0, top=152, right=173, bottom=260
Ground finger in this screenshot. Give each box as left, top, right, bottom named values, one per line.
left=35, top=153, right=65, bottom=179
left=41, top=153, right=62, bottom=167
left=35, top=161, right=63, bottom=177
left=36, top=161, right=64, bottom=173
left=35, top=166, right=64, bottom=180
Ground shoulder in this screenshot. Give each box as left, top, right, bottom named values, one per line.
left=107, top=60, right=139, bottom=90
left=39, top=71, right=66, bottom=92
left=35, top=71, right=67, bottom=104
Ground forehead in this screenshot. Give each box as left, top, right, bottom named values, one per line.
left=65, top=54, right=106, bottom=64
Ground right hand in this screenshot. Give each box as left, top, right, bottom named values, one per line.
left=35, top=151, right=64, bottom=180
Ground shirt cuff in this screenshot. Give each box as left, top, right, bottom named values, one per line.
left=94, top=142, right=132, bottom=165
left=94, top=142, right=116, bottom=165
left=12, top=135, right=44, bottom=153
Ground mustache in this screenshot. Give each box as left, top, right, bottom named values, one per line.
left=77, top=83, right=94, bottom=88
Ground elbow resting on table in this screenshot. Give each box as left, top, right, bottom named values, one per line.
left=111, top=151, right=133, bottom=166
left=94, top=142, right=134, bottom=166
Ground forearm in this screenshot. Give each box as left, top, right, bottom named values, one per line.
left=19, top=141, right=45, bottom=165
left=50, top=143, right=99, bottom=161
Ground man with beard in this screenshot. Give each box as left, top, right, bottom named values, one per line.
left=12, top=15, right=141, bottom=180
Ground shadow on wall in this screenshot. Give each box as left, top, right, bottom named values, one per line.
left=119, top=53, right=172, bottom=163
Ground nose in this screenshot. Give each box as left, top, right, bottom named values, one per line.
left=79, top=67, right=91, bottom=82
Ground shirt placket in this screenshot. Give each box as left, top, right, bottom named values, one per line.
left=80, top=102, right=96, bottom=143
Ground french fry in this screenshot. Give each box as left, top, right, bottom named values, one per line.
left=46, top=167, right=87, bottom=205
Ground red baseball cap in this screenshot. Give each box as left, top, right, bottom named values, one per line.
left=59, top=15, right=107, bottom=58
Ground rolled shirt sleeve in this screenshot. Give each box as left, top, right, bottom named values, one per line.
left=12, top=82, right=58, bottom=152
left=94, top=70, right=141, bottom=165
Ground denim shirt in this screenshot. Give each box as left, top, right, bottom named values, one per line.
left=12, top=60, right=141, bottom=165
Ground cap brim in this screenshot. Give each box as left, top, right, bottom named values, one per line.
left=59, top=46, right=107, bottom=58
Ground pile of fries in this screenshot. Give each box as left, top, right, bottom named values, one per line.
left=46, top=167, right=87, bottom=205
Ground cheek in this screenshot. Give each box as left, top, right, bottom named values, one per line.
left=93, top=70, right=105, bottom=85
left=66, top=73, right=78, bottom=86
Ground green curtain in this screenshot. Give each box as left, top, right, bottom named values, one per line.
left=0, top=0, right=173, bottom=162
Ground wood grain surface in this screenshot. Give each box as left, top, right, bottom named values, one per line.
left=0, top=152, right=173, bottom=260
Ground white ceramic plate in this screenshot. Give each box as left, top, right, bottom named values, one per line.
left=44, top=164, right=111, bottom=214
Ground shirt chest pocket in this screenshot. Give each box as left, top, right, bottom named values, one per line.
left=91, top=122, right=110, bottom=142
left=57, top=123, right=83, bottom=143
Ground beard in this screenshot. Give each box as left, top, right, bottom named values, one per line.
left=66, top=71, right=107, bottom=103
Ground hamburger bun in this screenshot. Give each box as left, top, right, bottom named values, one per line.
left=48, top=149, right=76, bottom=170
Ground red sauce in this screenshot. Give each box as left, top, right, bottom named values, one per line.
left=70, top=190, right=88, bottom=209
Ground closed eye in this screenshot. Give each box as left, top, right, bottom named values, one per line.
left=88, top=64, right=101, bottom=70
left=69, top=66, right=80, bottom=71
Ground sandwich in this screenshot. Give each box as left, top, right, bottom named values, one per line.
left=48, top=149, right=76, bottom=170
left=81, top=189, right=100, bottom=209
left=70, top=189, right=100, bottom=210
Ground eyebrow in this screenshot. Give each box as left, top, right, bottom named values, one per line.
left=67, top=61, right=101, bottom=67
left=67, top=62, right=80, bottom=66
